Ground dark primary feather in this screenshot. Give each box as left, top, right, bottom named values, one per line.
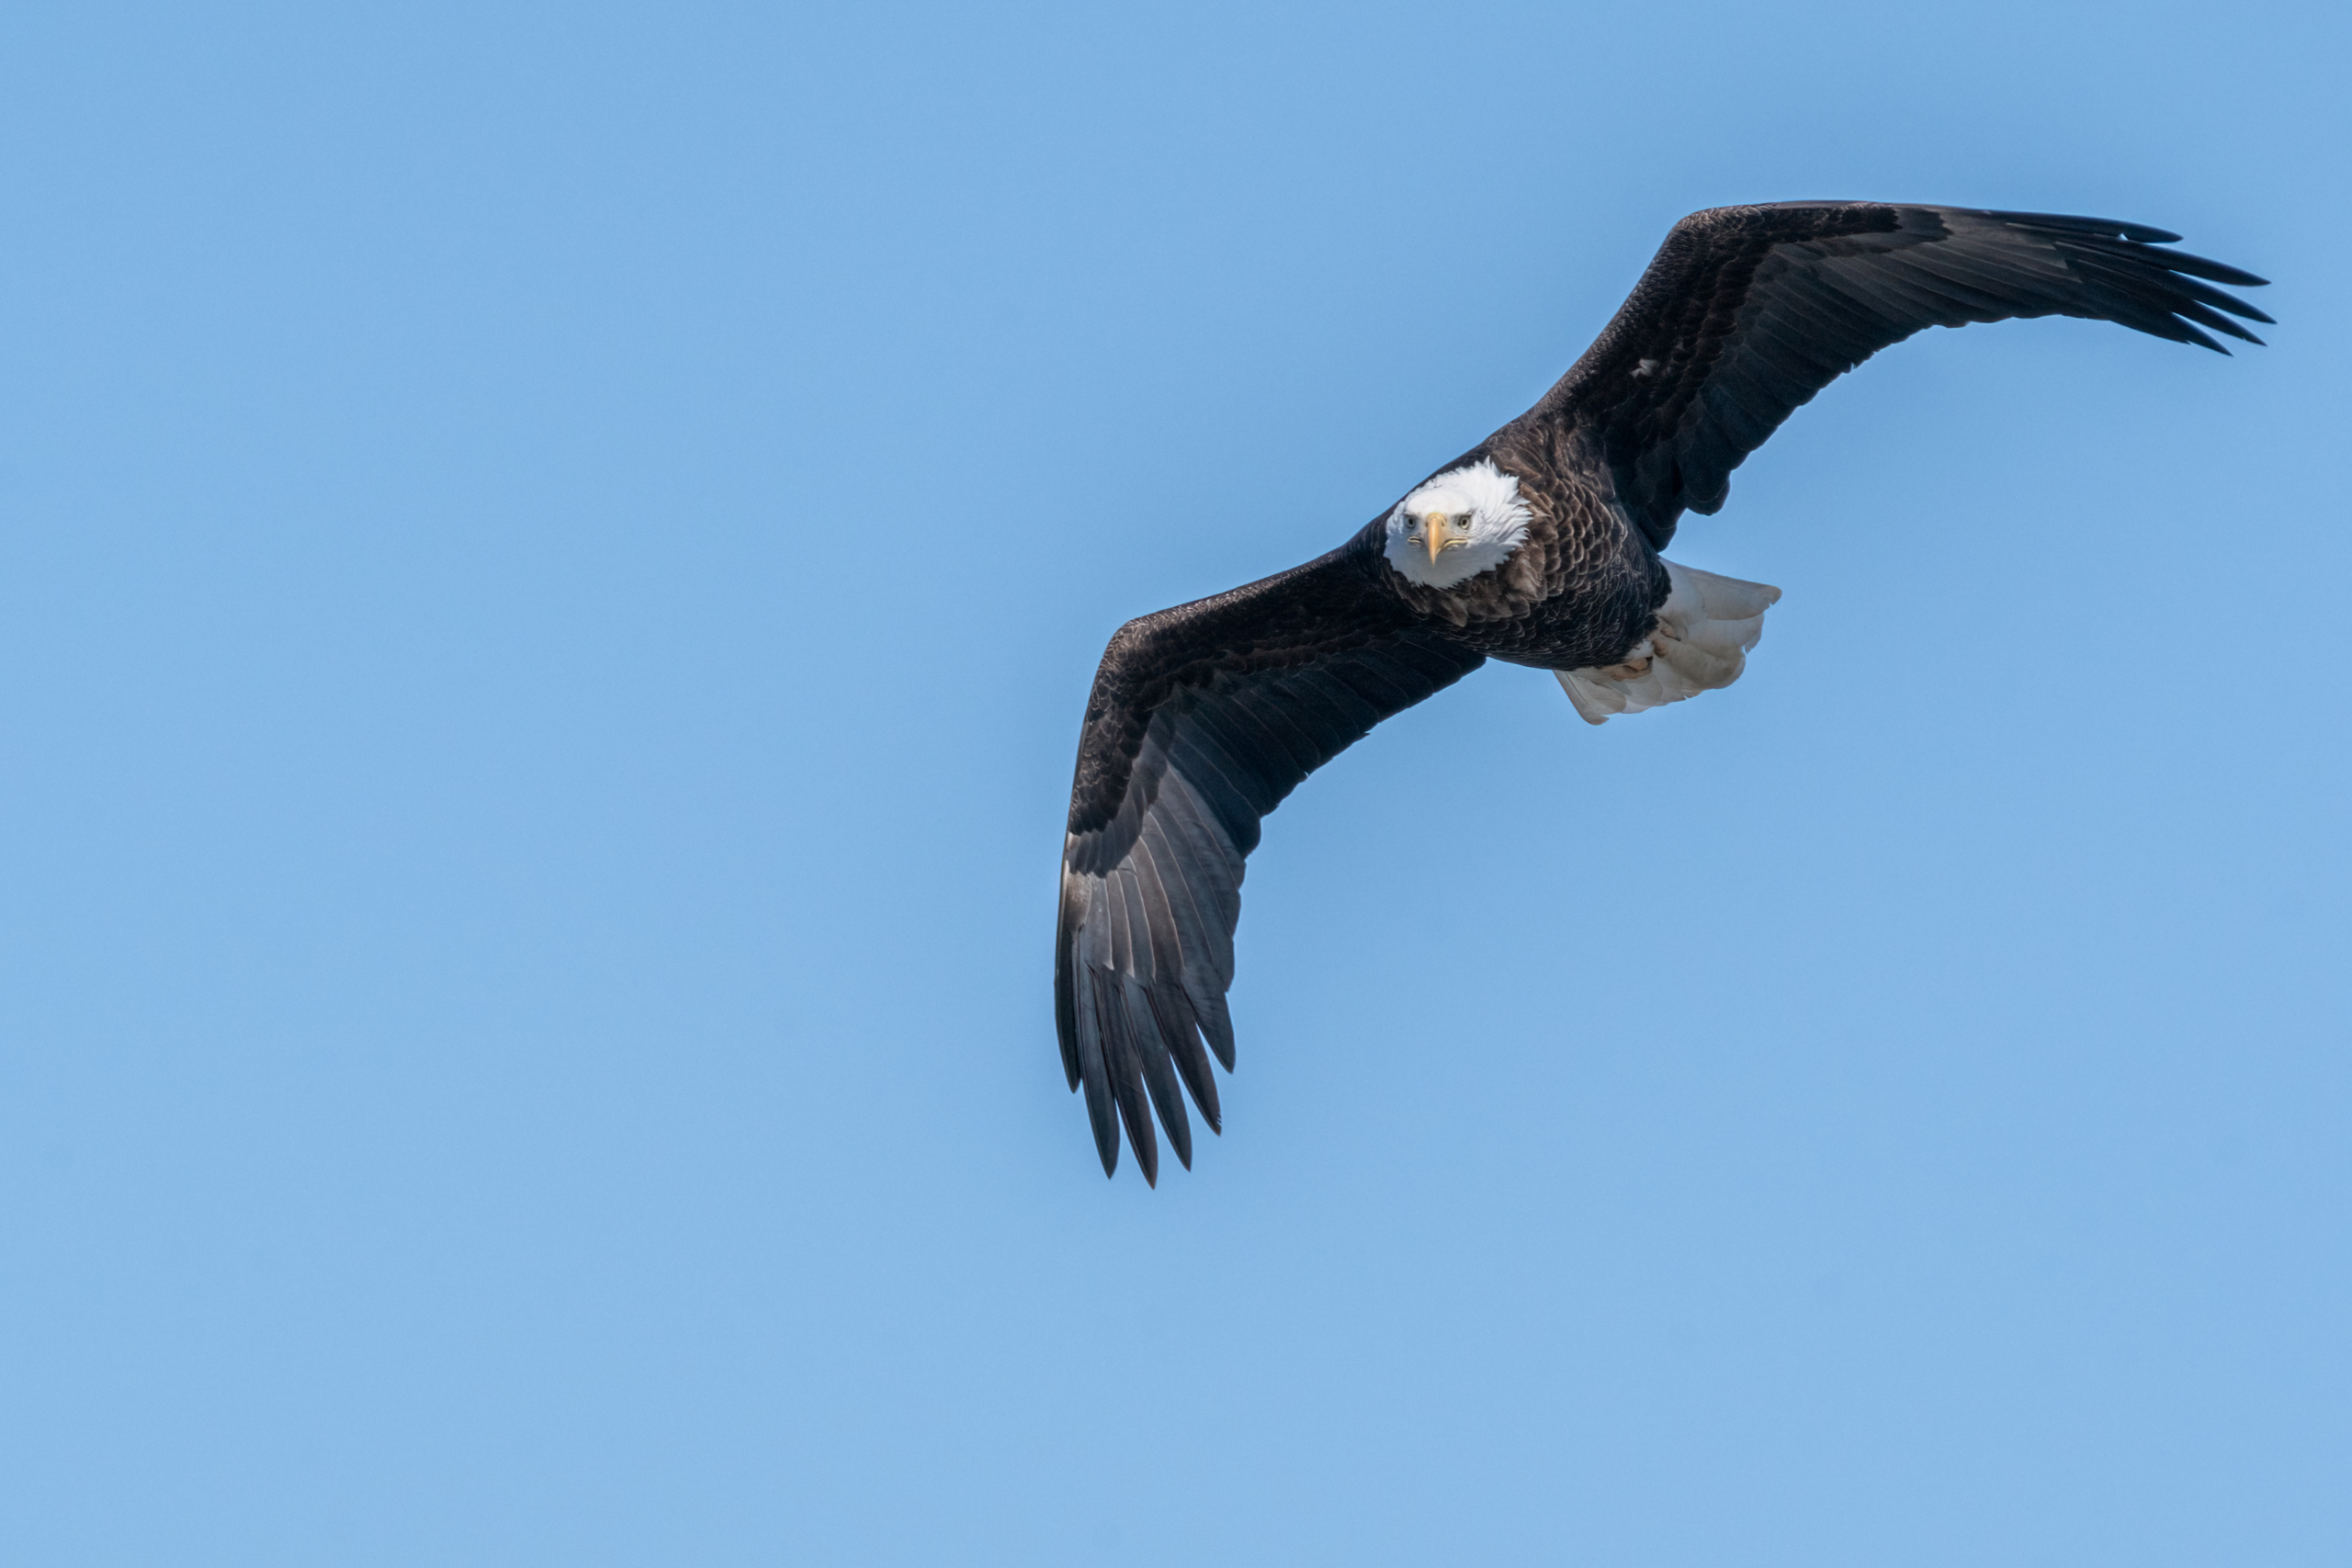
left=1057, top=535, right=1482, bottom=1181
left=1527, top=202, right=2272, bottom=547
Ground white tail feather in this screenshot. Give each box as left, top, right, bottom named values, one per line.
left=1554, top=560, right=1781, bottom=725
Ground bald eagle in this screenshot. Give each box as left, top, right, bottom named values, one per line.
left=1056, top=201, right=2268, bottom=1182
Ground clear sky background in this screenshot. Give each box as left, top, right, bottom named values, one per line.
left=2, top=2, right=2345, bottom=1563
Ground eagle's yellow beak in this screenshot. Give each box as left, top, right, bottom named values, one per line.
left=1424, top=513, right=1450, bottom=564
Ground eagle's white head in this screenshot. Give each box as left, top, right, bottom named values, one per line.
left=1381, top=459, right=1532, bottom=589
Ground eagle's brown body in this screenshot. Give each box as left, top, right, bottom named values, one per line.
left=1388, top=423, right=1667, bottom=669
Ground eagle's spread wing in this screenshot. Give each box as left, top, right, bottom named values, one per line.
left=1534, top=202, right=2271, bottom=547
left=1057, top=540, right=1482, bottom=1182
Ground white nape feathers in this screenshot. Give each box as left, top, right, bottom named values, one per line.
left=1555, top=560, right=1781, bottom=723
left=1382, top=460, right=1532, bottom=588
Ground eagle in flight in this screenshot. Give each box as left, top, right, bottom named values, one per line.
left=1055, top=201, right=2268, bottom=1182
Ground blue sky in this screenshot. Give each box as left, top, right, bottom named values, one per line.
left=3, top=2, right=2346, bottom=1562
